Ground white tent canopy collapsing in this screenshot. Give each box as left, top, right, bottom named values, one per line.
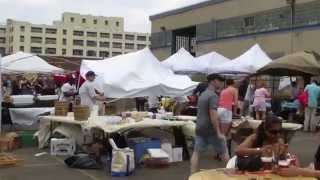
left=1, top=52, right=63, bottom=74
left=161, top=48, right=200, bottom=74
left=210, top=44, right=272, bottom=74
left=80, top=48, right=198, bottom=98
left=196, top=52, right=230, bottom=74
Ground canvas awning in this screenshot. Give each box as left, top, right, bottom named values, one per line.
left=257, top=51, right=320, bottom=76
left=1, top=52, right=63, bottom=74
left=80, top=48, right=198, bottom=98
left=196, top=52, right=230, bottom=74
left=211, top=44, right=272, bottom=74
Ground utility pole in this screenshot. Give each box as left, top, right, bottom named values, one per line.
left=286, top=0, right=296, bottom=53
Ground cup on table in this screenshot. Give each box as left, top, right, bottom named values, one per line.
left=261, top=157, right=273, bottom=170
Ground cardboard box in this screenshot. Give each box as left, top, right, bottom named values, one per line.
left=172, top=147, right=183, bottom=162
left=161, top=143, right=173, bottom=162
left=50, top=138, right=75, bottom=156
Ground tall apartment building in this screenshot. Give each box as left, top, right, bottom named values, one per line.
left=150, top=0, right=320, bottom=60
left=0, top=12, right=150, bottom=58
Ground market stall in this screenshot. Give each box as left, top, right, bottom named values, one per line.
left=0, top=52, right=64, bottom=130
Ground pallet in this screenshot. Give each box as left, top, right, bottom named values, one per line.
left=0, top=153, right=23, bottom=166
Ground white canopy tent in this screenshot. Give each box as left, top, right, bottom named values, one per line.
left=196, top=52, right=230, bottom=74
left=80, top=48, right=198, bottom=98
left=161, top=48, right=200, bottom=74
left=1, top=52, right=63, bottom=74
left=210, top=44, right=272, bottom=74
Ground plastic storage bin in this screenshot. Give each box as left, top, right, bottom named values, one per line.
left=127, top=138, right=161, bottom=164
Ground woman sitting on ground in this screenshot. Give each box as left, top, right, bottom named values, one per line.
left=235, top=114, right=285, bottom=157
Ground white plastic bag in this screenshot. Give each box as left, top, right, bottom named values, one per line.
left=109, top=139, right=135, bottom=177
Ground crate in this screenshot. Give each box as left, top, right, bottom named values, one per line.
left=50, top=138, right=75, bottom=156
left=74, top=105, right=90, bottom=121
left=127, top=138, right=161, bottom=164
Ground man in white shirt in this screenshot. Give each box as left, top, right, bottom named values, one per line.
left=79, top=71, right=106, bottom=108
left=59, top=77, right=77, bottom=111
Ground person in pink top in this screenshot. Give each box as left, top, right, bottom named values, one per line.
left=218, top=79, right=239, bottom=135
left=253, top=81, right=270, bottom=120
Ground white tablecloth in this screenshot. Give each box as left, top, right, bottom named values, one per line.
left=10, top=107, right=54, bottom=126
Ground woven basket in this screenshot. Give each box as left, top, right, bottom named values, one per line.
left=54, top=101, right=68, bottom=116
left=74, top=105, right=90, bottom=121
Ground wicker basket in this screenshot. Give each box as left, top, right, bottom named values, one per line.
left=54, top=101, right=68, bottom=116
left=74, top=105, right=90, bottom=121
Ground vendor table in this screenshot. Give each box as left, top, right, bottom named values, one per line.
left=189, top=169, right=316, bottom=180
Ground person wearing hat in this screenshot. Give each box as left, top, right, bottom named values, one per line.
left=79, top=71, right=106, bottom=107
left=190, top=74, right=229, bottom=174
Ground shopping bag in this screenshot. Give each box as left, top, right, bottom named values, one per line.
left=109, top=139, right=135, bottom=177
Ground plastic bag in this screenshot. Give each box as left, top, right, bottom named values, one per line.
left=64, top=154, right=101, bottom=169
left=109, top=139, right=135, bottom=177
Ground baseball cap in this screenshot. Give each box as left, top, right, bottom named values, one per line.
left=207, top=74, right=224, bottom=82
left=85, top=71, right=97, bottom=77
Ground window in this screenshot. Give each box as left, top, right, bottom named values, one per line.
left=244, top=16, right=255, bottom=27
left=45, top=48, right=56, bottom=54
left=99, top=51, right=109, bottom=58
left=113, top=33, right=123, bottom=39
left=116, top=21, right=120, bottom=27
left=99, top=41, right=109, bottom=48
left=73, top=49, right=83, bottom=56
left=63, top=38, right=67, bottom=45
left=93, top=19, right=97, bottom=24
left=73, top=39, right=84, bottom=46
left=70, top=17, right=74, bottom=22
left=112, top=52, right=122, bottom=57
left=137, top=36, right=147, bottom=41
left=45, top=28, right=57, bottom=34
left=10, top=36, right=13, bottom=43
left=45, top=38, right=56, bottom=44
left=19, top=46, right=24, bottom=51
left=73, top=30, right=84, bottom=36
left=100, top=33, right=110, bottom=38
left=87, top=40, right=97, bottom=47
left=20, top=36, right=24, bottom=42
left=87, top=32, right=97, bottom=37
left=82, top=18, right=86, bottom=23
left=20, top=26, right=25, bottom=32
left=0, top=28, right=6, bottom=33
left=87, top=50, right=96, bottom=57
left=0, top=37, right=5, bottom=43
left=125, top=43, right=134, bottom=50
left=31, top=36, right=42, bottom=43
left=137, top=44, right=146, bottom=50
left=104, top=20, right=108, bottom=25
left=62, top=48, right=66, bottom=55
left=112, top=42, right=122, bottom=49
left=31, top=27, right=43, bottom=33
left=30, top=47, right=42, bottom=54
left=125, top=34, right=135, bottom=40
left=63, top=29, right=67, bottom=35
left=0, top=47, right=5, bottom=56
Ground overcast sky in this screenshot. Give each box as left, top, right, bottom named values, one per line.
left=0, top=0, right=207, bottom=33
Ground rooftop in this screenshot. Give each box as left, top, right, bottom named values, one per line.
left=149, top=0, right=229, bottom=21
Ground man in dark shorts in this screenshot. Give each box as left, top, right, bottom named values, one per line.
left=190, top=74, right=229, bottom=174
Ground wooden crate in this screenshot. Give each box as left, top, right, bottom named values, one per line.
left=0, top=153, right=23, bottom=166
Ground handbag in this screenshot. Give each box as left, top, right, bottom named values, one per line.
left=236, top=155, right=263, bottom=172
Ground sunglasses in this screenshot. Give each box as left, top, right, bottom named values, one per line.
left=268, top=129, right=283, bottom=135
